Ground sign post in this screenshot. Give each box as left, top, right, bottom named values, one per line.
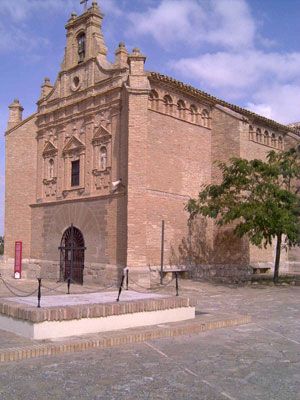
left=14, top=241, right=22, bottom=279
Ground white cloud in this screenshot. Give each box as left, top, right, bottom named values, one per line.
left=128, top=0, right=255, bottom=50
left=0, top=0, right=122, bottom=22
left=0, top=0, right=77, bottom=53
left=126, top=0, right=300, bottom=124
left=128, top=0, right=204, bottom=49
left=0, top=0, right=78, bottom=22
left=0, top=22, right=49, bottom=53
left=171, top=50, right=300, bottom=90
left=0, top=0, right=124, bottom=53
left=247, top=84, right=300, bottom=124
left=101, top=0, right=123, bottom=16
left=246, top=103, right=273, bottom=119
left=206, top=0, right=255, bottom=49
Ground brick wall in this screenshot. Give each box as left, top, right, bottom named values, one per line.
left=4, top=117, right=37, bottom=260
left=146, top=109, right=211, bottom=267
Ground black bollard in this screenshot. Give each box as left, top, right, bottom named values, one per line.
left=175, top=272, right=179, bottom=296
left=67, top=277, right=71, bottom=294
left=125, top=268, right=129, bottom=290
left=37, top=278, right=42, bottom=308
left=116, top=274, right=125, bottom=302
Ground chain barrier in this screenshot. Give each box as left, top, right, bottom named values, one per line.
left=116, top=268, right=179, bottom=301
left=128, top=277, right=175, bottom=292
left=0, top=275, right=38, bottom=298
left=42, top=279, right=118, bottom=295
left=1, top=268, right=180, bottom=306
left=41, top=282, right=69, bottom=294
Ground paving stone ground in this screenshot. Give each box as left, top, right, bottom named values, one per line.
left=0, top=277, right=299, bottom=399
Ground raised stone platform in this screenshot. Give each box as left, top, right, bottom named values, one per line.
left=0, top=291, right=195, bottom=340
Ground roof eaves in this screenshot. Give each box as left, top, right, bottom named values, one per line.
left=149, top=72, right=299, bottom=136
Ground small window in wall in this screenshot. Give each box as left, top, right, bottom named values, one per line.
left=71, top=160, right=80, bottom=187
left=77, top=33, right=86, bottom=63
left=49, top=158, right=54, bottom=179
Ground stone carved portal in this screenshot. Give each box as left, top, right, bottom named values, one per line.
left=59, top=225, right=85, bottom=284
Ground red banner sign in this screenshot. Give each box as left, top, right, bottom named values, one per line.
left=14, top=241, right=22, bottom=279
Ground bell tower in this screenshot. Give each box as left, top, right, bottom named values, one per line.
left=62, top=0, right=107, bottom=71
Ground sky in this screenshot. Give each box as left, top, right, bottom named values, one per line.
left=0, top=0, right=300, bottom=235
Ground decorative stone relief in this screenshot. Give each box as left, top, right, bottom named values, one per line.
left=42, top=141, right=58, bottom=198
left=93, top=169, right=111, bottom=192
left=92, top=124, right=112, bottom=195
left=62, top=135, right=85, bottom=156
left=43, top=177, right=57, bottom=198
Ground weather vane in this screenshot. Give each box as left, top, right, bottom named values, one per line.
left=80, top=0, right=89, bottom=11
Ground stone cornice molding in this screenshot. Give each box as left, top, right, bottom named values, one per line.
left=42, top=141, right=58, bottom=157
left=62, top=135, right=85, bottom=156
left=92, top=125, right=111, bottom=145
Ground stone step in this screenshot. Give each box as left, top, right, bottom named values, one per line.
left=0, top=313, right=251, bottom=363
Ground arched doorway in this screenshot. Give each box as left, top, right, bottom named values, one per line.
left=59, top=224, right=85, bottom=284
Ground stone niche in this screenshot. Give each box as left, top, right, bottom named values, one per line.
left=92, top=124, right=112, bottom=195
left=42, top=140, right=58, bottom=198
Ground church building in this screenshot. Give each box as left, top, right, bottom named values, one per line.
left=4, top=1, right=300, bottom=285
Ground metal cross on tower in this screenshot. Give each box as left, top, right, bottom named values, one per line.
left=80, top=0, right=89, bottom=11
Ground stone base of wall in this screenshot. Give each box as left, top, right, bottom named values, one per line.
left=286, top=261, right=300, bottom=274
left=12, top=260, right=124, bottom=287
left=126, top=266, right=152, bottom=289
left=83, top=263, right=122, bottom=286
left=190, top=264, right=253, bottom=284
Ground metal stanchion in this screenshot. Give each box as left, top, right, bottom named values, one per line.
left=125, top=267, right=129, bottom=290
left=175, top=272, right=179, bottom=296
left=160, top=220, right=165, bottom=285
left=67, top=277, right=71, bottom=294
left=37, top=278, right=42, bottom=308
left=116, top=273, right=125, bottom=302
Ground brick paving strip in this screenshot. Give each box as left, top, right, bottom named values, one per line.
left=0, top=313, right=251, bottom=362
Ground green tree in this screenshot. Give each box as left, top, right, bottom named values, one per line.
left=187, top=148, right=300, bottom=283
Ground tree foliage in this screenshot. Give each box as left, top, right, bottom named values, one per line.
left=187, top=148, right=300, bottom=282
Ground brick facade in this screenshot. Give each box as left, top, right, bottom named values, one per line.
left=3, top=3, right=300, bottom=284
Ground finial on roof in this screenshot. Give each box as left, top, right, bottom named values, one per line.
left=115, top=42, right=128, bottom=67
left=80, top=0, right=88, bottom=11
left=8, top=99, right=24, bottom=130
left=132, top=48, right=141, bottom=55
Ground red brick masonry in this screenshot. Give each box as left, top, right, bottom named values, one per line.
left=0, top=297, right=193, bottom=323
